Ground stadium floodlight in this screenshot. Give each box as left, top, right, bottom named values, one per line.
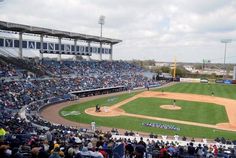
left=221, top=39, right=232, bottom=79
left=98, top=15, right=105, bottom=38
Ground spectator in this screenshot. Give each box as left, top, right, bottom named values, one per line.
left=49, top=147, right=61, bottom=158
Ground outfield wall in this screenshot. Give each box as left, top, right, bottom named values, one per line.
left=180, top=78, right=201, bottom=83
left=180, top=78, right=236, bottom=84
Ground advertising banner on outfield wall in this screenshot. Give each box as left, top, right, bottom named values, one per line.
left=215, top=79, right=236, bottom=84
left=231, top=80, right=236, bottom=84
left=224, top=80, right=232, bottom=84
left=200, top=78, right=209, bottom=83
left=180, top=78, right=201, bottom=83
left=215, top=79, right=224, bottom=83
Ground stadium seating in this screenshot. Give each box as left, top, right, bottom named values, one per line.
left=0, top=57, right=235, bottom=158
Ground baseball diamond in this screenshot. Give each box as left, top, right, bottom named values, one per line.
left=40, top=83, right=236, bottom=139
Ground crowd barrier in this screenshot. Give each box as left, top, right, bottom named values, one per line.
left=112, top=135, right=235, bottom=149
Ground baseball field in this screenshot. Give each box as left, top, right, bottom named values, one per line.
left=41, top=82, right=236, bottom=139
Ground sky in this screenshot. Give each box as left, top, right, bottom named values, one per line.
left=1, top=0, right=236, bottom=63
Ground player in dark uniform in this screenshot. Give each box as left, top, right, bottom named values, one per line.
left=95, top=104, right=101, bottom=112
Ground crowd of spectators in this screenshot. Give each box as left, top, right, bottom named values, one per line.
left=112, top=136, right=236, bottom=158
left=1, top=118, right=236, bottom=158
left=0, top=59, right=163, bottom=112
left=0, top=114, right=123, bottom=158
left=0, top=79, right=75, bottom=111
left=0, top=62, right=22, bottom=78
left=41, top=60, right=155, bottom=89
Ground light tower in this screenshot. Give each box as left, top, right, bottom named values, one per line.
left=221, top=39, right=232, bottom=79
left=98, top=15, right=105, bottom=60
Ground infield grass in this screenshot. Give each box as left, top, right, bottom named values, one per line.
left=121, top=97, right=228, bottom=125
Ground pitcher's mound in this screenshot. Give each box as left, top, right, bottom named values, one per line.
left=160, top=105, right=181, bottom=110
left=85, top=107, right=124, bottom=117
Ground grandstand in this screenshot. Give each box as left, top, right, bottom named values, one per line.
left=0, top=20, right=121, bottom=61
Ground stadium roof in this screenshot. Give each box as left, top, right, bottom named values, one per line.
left=0, top=20, right=122, bottom=44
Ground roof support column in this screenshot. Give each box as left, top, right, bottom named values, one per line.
left=109, top=43, right=113, bottom=61
left=99, top=42, right=102, bottom=60
left=19, top=32, right=23, bottom=59
left=87, top=41, right=91, bottom=61
left=39, top=35, right=43, bottom=61
left=58, top=37, right=62, bottom=62
left=73, top=39, right=77, bottom=61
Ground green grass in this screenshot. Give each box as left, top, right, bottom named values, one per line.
left=155, top=83, right=236, bottom=99
left=64, top=114, right=236, bottom=140
left=121, top=97, right=228, bottom=125
left=61, top=92, right=139, bottom=113
left=60, top=91, right=236, bottom=140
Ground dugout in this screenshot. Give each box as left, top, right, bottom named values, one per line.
left=70, top=86, right=126, bottom=98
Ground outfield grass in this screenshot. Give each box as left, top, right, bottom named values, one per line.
left=155, top=83, right=236, bottom=99
left=60, top=91, right=236, bottom=139
left=121, top=97, right=228, bottom=125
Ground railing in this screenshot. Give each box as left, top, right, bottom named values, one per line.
left=112, top=135, right=235, bottom=150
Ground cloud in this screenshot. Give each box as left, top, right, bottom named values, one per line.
left=0, top=0, right=236, bottom=63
